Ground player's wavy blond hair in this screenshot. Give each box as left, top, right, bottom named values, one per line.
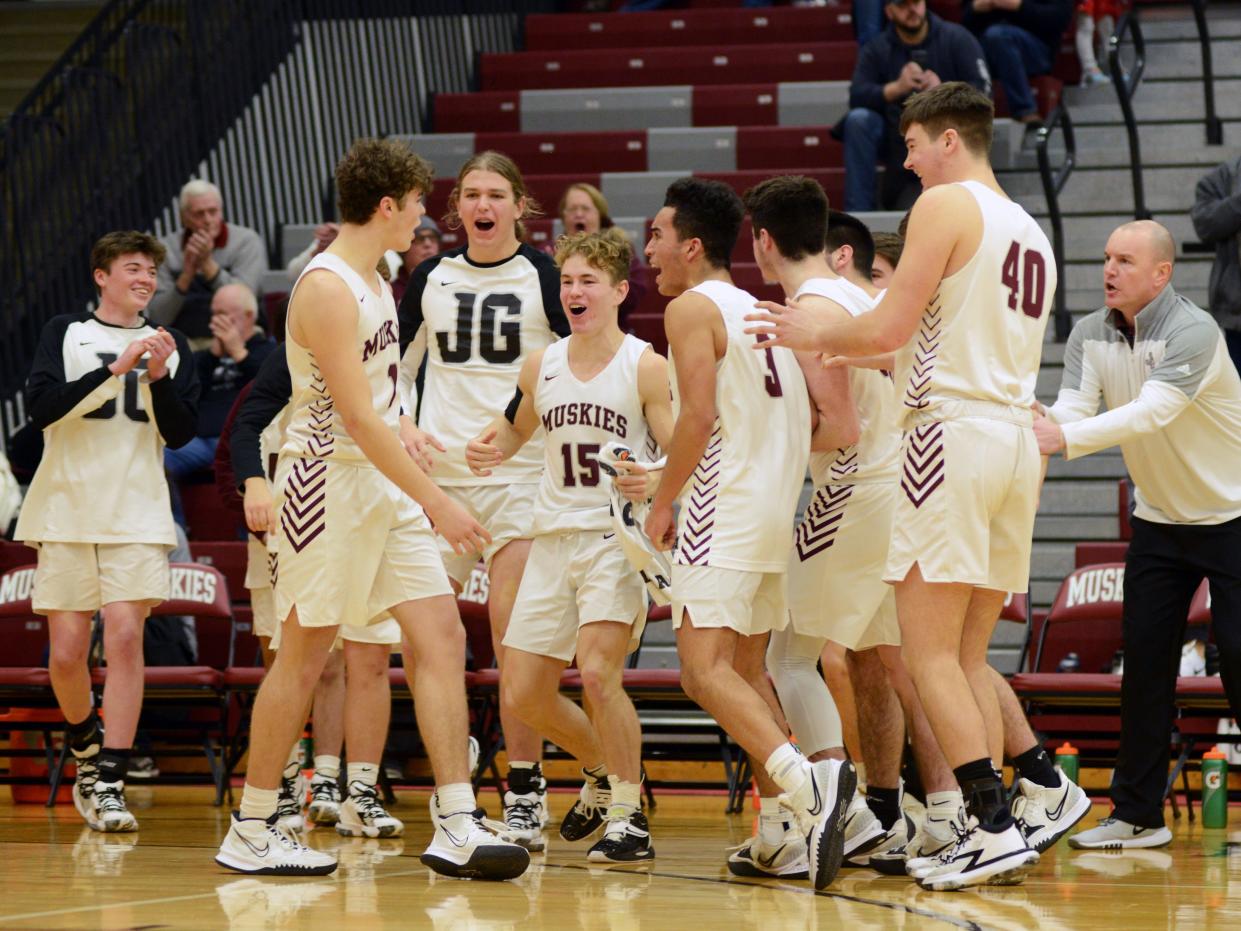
left=554, top=228, right=632, bottom=285
left=443, top=150, right=543, bottom=242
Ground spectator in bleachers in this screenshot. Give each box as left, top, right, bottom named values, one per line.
left=544, top=183, right=646, bottom=326
left=1190, top=154, right=1241, bottom=375
left=391, top=216, right=443, bottom=307
left=870, top=230, right=904, bottom=288
left=148, top=180, right=268, bottom=343
left=285, top=222, right=340, bottom=281
left=165, top=283, right=275, bottom=480
left=963, top=0, right=1074, bottom=136
left=1033, top=220, right=1241, bottom=850
left=1075, top=0, right=1121, bottom=88
left=843, top=0, right=990, bottom=211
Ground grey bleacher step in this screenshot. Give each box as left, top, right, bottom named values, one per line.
left=1035, top=480, right=1120, bottom=516
left=1031, top=541, right=1078, bottom=582
left=1140, top=39, right=1241, bottom=80
left=515, top=80, right=850, bottom=133
left=1024, top=213, right=1198, bottom=259
left=1034, top=514, right=1118, bottom=540
left=1140, top=13, right=1241, bottom=43
left=1020, top=122, right=1241, bottom=169
left=1061, top=78, right=1241, bottom=124
left=1046, top=451, right=1128, bottom=479
left=1003, top=166, right=1231, bottom=215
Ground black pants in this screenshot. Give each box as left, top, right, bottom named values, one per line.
left=1112, top=515, right=1241, bottom=827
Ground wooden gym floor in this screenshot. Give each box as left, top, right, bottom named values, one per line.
left=0, top=789, right=1236, bottom=929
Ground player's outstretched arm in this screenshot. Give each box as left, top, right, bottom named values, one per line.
left=292, top=271, right=489, bottom=555
left=745, top=185, right=968, bottom=356
left=465, top=350, right=544, bottom=477
left=646, top=293, right=721, bottom=550
left=821, top=352, right=896, bottom=372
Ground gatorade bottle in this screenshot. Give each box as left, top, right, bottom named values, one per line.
left=1055, top=742, right=1080, bottom=784
left=1203, top=747, right=1229, bottom=829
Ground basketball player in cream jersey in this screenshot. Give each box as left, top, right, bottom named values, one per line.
left=226, top=344, right=408, bottom=838
left=641, top=177, right=853, bottom=892
left=466, top=229, right=674, bottom=863
left=216, top=138, right=527, bottom=881
left=19, top=230, right=199, bottom=834
left=398, top=152, right=569, bottom=844
left=746, top=83, right=1050, bottom=890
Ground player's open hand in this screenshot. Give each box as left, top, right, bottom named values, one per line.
left=144, top=328, right=177, bottom=381
left=465, top=428, right=504, bottom=477
left=644, top=501, right=676, bottom=552
left=427, top=494, right=491, bottom=556
left=611, top=458, right=654, bottom=502
left=744, top=298, right=827, bottom=352
left=400, top=418, right=444, bottom=472
left=243, top=478, right=276, bottom=535
left=109, top=338, right=150, bottom=376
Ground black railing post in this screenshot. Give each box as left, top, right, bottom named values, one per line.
left=1109, top=12, right=1150, bottom=220
left=1191, top=0, right=1224, bottom=145
left=1036, top=105, right=1077, bottom=342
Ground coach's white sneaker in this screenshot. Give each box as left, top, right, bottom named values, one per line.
left=216, top=813, right=337, bottom=875
left=421, top=799, right=530, bottom=881
left=787, top=758, right=855, bottom=890
left=1067, top=816, right=1172, bottom=850
left=842, top=792, right=886, bottom=863
left=916, top=818, right=1039, bottom=891
left=1012, top=775, right=1091, bottom=852
left=727, top=820, right=810, bottom=879
left=336, top=781, right=404, bottom=838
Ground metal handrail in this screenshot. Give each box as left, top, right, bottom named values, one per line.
left=1035, top=104, right=1077, bottom=342
left=1191, top=0, right=1224, bottom=145
left=1108, top=11, right=1149, bottom=220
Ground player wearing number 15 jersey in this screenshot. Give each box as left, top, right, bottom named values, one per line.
left=397, top=152, right=569, bottom=847
left=745, top=83, right=1052, bottom=891
left=18, top=231, right=199, bottom=835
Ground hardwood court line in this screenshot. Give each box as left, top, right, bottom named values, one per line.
left=0, top=865, right=431, bottom=923
left=552, top=863, right=985, bottom=930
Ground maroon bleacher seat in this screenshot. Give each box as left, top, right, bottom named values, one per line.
left=697, top=168, right=846, bottom=213
left=692, top=83, right=781, bottom=127
left=433, top=91, right=521, bottom=134
left=736, top=125, right=842, bottom=171
left=1188, top=580, right=1212, bottom=627
left=1032, top=562, right=1126, bottom=674
left=180, top=481, right=243, bottom=541
left=476, top=130, right=649, bottom=175
left=0, top=564, right=53, bottom=696
left=479, top=43, right=857, bottom=92
left=0, top=540, right=37, bottom=573
left=524, top=7, right=854, bottom=51
left=188, top=540, right=250, bottom=605
left=1074, top=541, right=1128, bottom=568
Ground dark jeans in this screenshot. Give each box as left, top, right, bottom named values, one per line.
left=1225, top=328, right=1241, bottom=378
left=980, top=23, right=1053, bottom=120
left=1112, top=515, right=1241, bottom=827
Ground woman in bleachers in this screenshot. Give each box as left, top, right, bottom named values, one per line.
left=543, top=183, right=646, bottom=327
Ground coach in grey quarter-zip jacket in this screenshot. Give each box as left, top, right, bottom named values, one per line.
left=1032, top=219, right=1241, bottom=847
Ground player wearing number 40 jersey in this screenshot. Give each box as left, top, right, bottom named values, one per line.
left=747, top=83, right=1052, bottom=891
left=18, top=231, right=200, bottom=835
left=397, top=151, right=570, bottom=848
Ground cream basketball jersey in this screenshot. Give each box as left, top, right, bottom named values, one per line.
left=795, top=276, right=899, bottom=486
left=281, top=253, right=401, bottom=466
left=670, top=280, right=811, bottom=572
left=532, top=334, right=652, bottom=534
left=895, top=180, right=1055, bottom=424
left=399, top=244, right=570, bottom=486
left=16, top=312, right=192, bottom=547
